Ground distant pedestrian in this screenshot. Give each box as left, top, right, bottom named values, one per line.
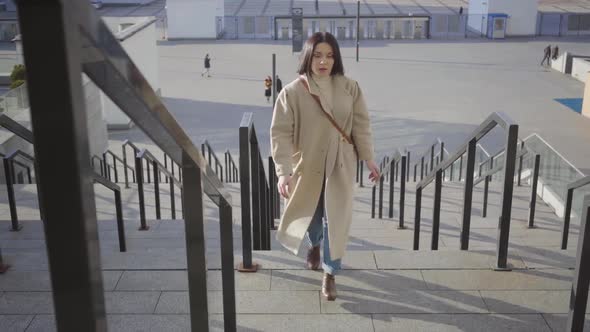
left=552, top=45, right=559, bottom=60
left=459, top=6, right=463, bottom=15
left=276, top=75, right=283, bottom=94
left=264, top=76, right=272, bottom=102
left=541, top=45, right=551, bottom=66
left=201, top=54, right=211, bottom=77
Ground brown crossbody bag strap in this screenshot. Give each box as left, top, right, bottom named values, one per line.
left=299, top=76, right=354, bottom=146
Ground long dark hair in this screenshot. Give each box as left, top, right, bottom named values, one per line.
left=297, top=32, right=344, bottom=76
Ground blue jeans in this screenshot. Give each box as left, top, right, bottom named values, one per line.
left=305, top=183, right=341, bottom=275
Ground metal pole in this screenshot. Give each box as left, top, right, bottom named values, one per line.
left=170, top=178, right=176, bottom=219
left=388, top=159, right=394, bottom=219
left=136, top=157, right=149, bottom=230
left=496, top=124, right=519, bottom=270
left=17, top=1, right=107, bottom=327
left=378, top=174, right=384, bottom=219
left=528, top=154, right=540, bottom=228
left=430, top=145, right=435, bottom=172
left=406, top=151, right=410, bottom=182
left=359, top=161, right=364, bottom=187
left=219, top=200, right=237, bottom=331
left=566, top=195, right=590, bottom=332
left=238, top=118, right=258, bottom=272
left=153, top=161, right=161, bottom=220
left=114, top=190, right=126, bottom=252
left=272, top=53, right=276, bottom=106
left=371, top=185, right=376, bottom=219
left=400, top=156, right=406, bottom=229
left=432, top=169, right=442, bottom=250
left=562, top=188, right=574, bottom=250
left=459, top=155, right=463, bottom=181
left=413, top=187, right=422, bottom=250
left=356, top=0, right=360, bottom=62
left=482, top=175, right=489, bottom=218
left=460, top=140, right=476, bottom=250
left=181, top=152, right=210, bottom=332
left=4, top=158, right=21, bottom=231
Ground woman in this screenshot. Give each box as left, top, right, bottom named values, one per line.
left=270, top=32, right=379, bottom=301
left=264, top=76, right=272, bottom=102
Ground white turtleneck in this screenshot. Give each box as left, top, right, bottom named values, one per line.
left=311, top=74, right=334, bottom=112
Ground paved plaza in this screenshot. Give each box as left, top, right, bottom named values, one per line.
left=2, top=27, right=590, bottom=331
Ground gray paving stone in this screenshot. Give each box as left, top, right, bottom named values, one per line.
left=104, top=291, right=161, bottom=314
left=374, top=250, right=526, bottom=270
left=20, top=315, right=55, bottom=332
left=209, top=313, right=374, bottom=332
left=116, top=270, right=188, bottom=291
left=541, top=313, right=590, bottom=332
left=422, top=269, right=573, bottom=290
left=0, top=315, right=34, bottom=332
left=101, top=248, right=188, bottom=270
left=0, top=271, right=121, bottom=291
left=207, top=270, right=271, bottom=291
left=321, top=290, right=488, bottom=314
left=155, top=290, right=320, bottom=314
left=270, top=269, right=427, bottom=291
left=515, top=248, right=577, bottom=269
left=480, top=290, right=589, bottom=314
left=372, top=313, right=552, bottom=331
left=0, top=292, right=54, bottom=314
left=108, top=314, right=191, bottom=332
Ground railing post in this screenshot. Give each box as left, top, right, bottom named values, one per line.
left=371, top=185, right=376, bottom=219
left=219, top=200, right=237, bottom=331
left=114, top=190, right=126, bottom=252
left=406, top=151, right=410, bottom=182
left=122, top=145, right=130, bottom=188
left=459, top=155, right=463, bottom=181
left=460, top=139, right=476, bottom=250
left=528, top=154, right=540, bottom=228
left=395, top=160, right=399, bottom=182
left=146, top=159, right=151, bottom=183
left=102, top=153, right=109, bottom=181
left=450, top=161, right=454, bottom=181
left=135, top=156, right=149, bottom=230
left=268, top=157, right=277, bottom=230
left=489, top=156, right=494, bottom=182
left=420, top=157, right=424, bottom=181
left=225, top=152, right=229, bottom=183
left=153, top=160, right=161, bottom=220
left=259, top=159, right=270, bottom=250
left=430, top=145, right=435, bottom=172
left=432, top=169, right=442, bottom=250
left=517, top=141, right=524, bottom=186
left=356, top=158, right=359, bottom=183
left=238, top=119, right=258, bottom=272
left=359, top=161, right=364, bottom=187
left=4, top=158, right=21, bottom=231
left=388, top=159, right=394, bottom=219
left=562, top=188, right=574, bottom=250
left=16, top=0, right=107, bottom=327
left=413, top=164, right=417, bottom=182
left=170, top=178, right=176, bottom=219
left=251, top=141, right=261, bottom=250
left=482, top=175, right=489, bottom=218
left=400, top=156, right=406, bottom=229
left=113, top=156, right=118, bottom=183
left=413, top=187, right=422, bottom=250
left=567, top=195, right=590, bottom=332
left=496, top=124, right=519, bottom=270
left=378, top=173, right=384, bottom=219
left=181, top=152, right=210, bottom=331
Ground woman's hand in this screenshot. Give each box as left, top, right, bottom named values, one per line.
left=366, top=160, right=380, bottom=183
left=278, top=174, right=293, bottom=199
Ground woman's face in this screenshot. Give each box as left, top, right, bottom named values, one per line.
left=311, top=42, right=334, bottom=77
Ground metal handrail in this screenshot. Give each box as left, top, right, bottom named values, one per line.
left=91, top=155, right=104, bottom=176
left=411, top=137, right=446, bottom=181
left=91, top=172, right=126, bottom=252
left=479, top=137, right=525, bottom=171
left=225, top=150, right=239, bottom=183
left=16, top=2, right=236, bottom=331
left=202, top=140, right=224, bottom=182
left=567, top=194, right=590, bottom=331
left=413, top=112, right=519, bottom=270
left=104, top=149, right=136, bottom=186
left=371, top=148, right=408, bottom=227
left=5, top=150, right=34, bottom=184
left=137, top=149, right=182, bottom=187
left=0, top=113, right=34, bottom=143
left=561, top=175, right=590, bottom=250
left=524, top=133, right=584, bottom=177
left=473, top=147, right=529, bottom=187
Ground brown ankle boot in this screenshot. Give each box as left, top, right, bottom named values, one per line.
left=306, top=245, right=320, bottom=270
left=322, top=273, right=337, bottom=301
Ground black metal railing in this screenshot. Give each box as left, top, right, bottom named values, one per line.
left=202, top=140, right=224, bottom=182
left=412, top=138, right=445, bottom=182
left=225, top=150, right=239, bottom=183
left=238, top=113, right=272, bottom=273
left=3, top=150, right=36, bottom=231
left=413, top=112, right=519, bottom=270
left=371, top=150, right=407, bottom=228
left=561, top=175, right=590, bottom=250
left=103, top=149, right=136, bottom=188
left=92, top=173, right=126, bottom=252
left=567, top=194, right=590, bottom=331
left=268, top=156, right=280, bottom=229
left=17, top=1, right=236, bottom=330
left=136, top=148, right=183, bottom=229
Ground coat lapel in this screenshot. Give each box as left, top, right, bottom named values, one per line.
left=301, top=74, right=334, bottom=117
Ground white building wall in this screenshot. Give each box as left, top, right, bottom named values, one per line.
left=488, top=0, right=538, bottom=36
left=167, top=0, right=217, bottom=39
left=101, top=17, right=159, bottom=129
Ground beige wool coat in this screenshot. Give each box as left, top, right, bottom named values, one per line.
left=270, top=74, right=375, bottom=260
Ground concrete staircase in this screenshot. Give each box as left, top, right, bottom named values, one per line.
left=0, top=174, right=586, bottom=331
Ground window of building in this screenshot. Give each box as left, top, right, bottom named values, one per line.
left=243, top=17, right=255, bottom=34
